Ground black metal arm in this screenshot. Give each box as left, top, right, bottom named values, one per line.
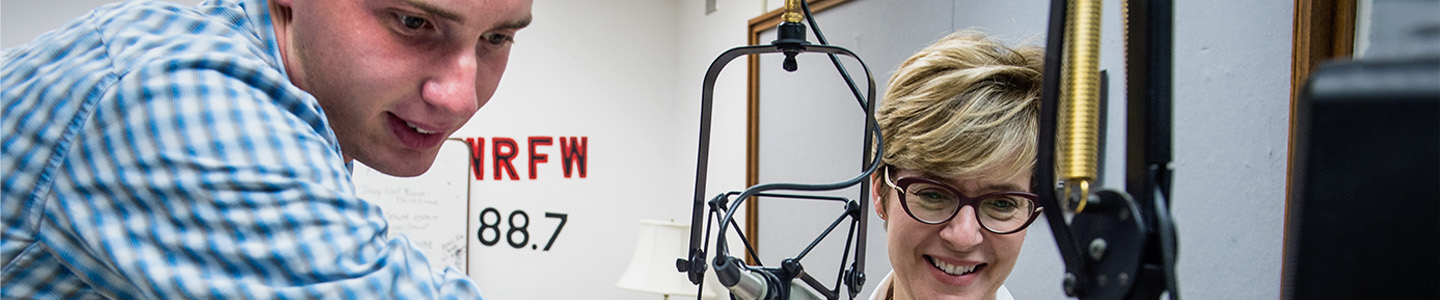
left=1036, top=0, right=1181, bottom=299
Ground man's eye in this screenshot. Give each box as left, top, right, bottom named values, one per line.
left=397, top=14, right=431, bottom=30
left=483, top=32, right=514, bottom=45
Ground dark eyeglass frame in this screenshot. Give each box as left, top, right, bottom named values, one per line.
left=882, top=166, right=1044, bottom=234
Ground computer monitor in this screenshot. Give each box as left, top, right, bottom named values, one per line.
left=1283, top=57, right=1439, bottom=299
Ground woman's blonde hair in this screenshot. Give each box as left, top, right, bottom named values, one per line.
left=874, top=30, right=1045, bottom=210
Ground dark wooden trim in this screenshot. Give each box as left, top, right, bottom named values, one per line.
left=743, top=0, right=851, bottom=265
left=1291, top=0, right=1356, bottom=102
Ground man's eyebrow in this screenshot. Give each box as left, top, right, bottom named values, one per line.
left=402, top=0, right=531, bottom=31
left=497, top=15, right=532, bottom=30
left=402, top=0, right=464, bottom=23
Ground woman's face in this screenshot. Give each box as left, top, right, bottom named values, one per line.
left=876, top=165, right=1032, bottom=300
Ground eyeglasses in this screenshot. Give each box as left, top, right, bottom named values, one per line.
left=882, top=167, right=1043, bottom=234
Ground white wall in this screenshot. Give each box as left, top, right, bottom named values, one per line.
left=1169, top=2, right=1293, bottom=298
left=457, top=0, right=723, bottom=299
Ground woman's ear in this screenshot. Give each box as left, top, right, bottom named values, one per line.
left=870, top=174, right=887, bottom=220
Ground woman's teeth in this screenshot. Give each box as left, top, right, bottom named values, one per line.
left=930, top=257, right=978, bottom=276
left=406, top=122, right=438, bottom=134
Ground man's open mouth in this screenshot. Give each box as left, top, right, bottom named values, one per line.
left=405, top=121, right=439, bottom=134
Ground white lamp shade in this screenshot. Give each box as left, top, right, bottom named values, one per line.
left=616, top=220, right=717, bottom=298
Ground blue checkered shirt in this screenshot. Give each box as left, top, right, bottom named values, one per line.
left=1, top=0, right=483, bottom=298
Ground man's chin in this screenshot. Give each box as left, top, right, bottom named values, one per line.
left=379, top=167, right=429, bottom=177
left=364, top=154, right=438, bottom=177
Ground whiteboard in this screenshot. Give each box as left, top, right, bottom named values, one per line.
left=352, top=139, right=471, bottom=273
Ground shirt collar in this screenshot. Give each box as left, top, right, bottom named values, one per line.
left=226, top=0, right=286, bottom=78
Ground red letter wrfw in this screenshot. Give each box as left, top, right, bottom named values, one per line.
left=560, top=136, right=588, bottom=178
left=528, top=136, right=553, bottom=180
left=492, top=138, right=520, bottom=180
left=466, top=137, right=485, bottom=180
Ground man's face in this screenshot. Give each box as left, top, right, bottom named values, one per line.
left=877, top=165, right=1032, bottom=300
left=275, top=0, right=532, bottom=176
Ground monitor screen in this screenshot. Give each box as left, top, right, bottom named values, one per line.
left=1283, top=57, right=1439, bottom=299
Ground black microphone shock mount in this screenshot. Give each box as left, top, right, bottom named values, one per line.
left=675, top=1, right=879, bottom=299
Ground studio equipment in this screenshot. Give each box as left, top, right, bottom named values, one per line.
left=676, top=0, right=880, bottom=299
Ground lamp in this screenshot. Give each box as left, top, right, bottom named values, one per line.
left=617, top=220, right=717, bottom=299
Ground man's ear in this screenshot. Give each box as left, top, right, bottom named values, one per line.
left=269, top=0, right=295, bottom=24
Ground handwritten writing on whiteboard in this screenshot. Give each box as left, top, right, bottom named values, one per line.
left=352, top=140, right=470, bottom=273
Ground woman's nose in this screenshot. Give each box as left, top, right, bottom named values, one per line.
left=938, top=206, right=986, bottom=250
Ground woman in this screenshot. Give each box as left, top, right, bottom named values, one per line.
left=869, top=30, right=1045, bottom=300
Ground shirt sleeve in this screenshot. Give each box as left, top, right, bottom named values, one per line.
left=57, top=53, right=482, bottom=299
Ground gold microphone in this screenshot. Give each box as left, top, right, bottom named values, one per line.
left=1059, top=0, right=1103, bottom=213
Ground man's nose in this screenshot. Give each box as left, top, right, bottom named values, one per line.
left=939, top=206, right=985, bottom=250
left=421, top=53, right=480, bottom=116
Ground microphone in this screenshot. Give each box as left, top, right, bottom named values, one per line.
left=713, top=256, right=773, bottom=300
left=713, top=256, right=827, bottom=300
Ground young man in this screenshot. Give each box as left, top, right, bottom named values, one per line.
left=1, top=0, right=531, bottom=298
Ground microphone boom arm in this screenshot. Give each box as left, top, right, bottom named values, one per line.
left=1036, top=0, right=1181, bottom=299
